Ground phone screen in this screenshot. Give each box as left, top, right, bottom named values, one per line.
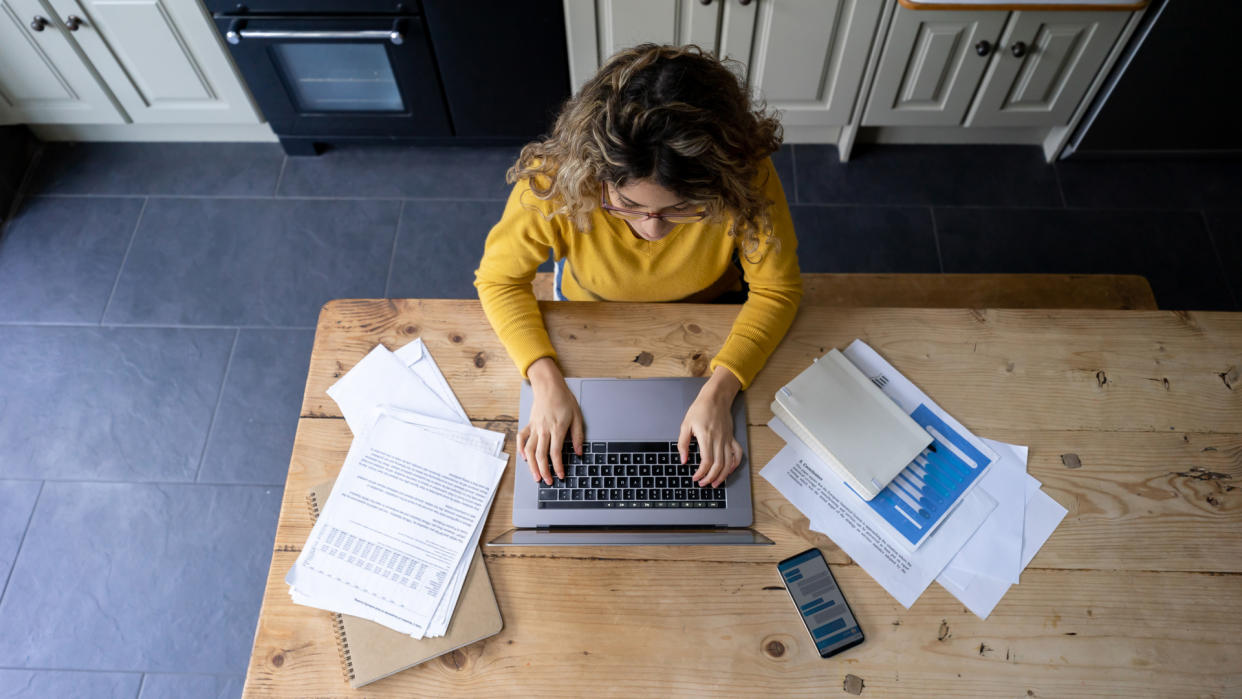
left=778, top=548, right=864, bottom=658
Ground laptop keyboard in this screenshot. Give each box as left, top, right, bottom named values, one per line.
left=537, top=440, right=727, bottom=509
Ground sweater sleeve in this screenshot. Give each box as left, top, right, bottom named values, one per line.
left=709, top=158, right=803, bottom=390
left=474, top=179, right=564, bottom=378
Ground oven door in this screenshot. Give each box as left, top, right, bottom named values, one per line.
left=216, top=15, right=451, bottom=138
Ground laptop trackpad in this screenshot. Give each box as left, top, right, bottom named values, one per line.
left=580, top=379, right=693, bottom=440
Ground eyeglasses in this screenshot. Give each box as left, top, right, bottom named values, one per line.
left=600, top=187, right=707, bottom=225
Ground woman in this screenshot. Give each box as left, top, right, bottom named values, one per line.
left=474, top=43, right=802, bottom=494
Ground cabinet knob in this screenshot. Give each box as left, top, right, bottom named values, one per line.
left=64, top=15, right=82, bottom=31
left=30, top=15, right=49, bottom=31
left=974, top=40, right=991, bottom=57
left=1011, top=41, right=1027, bottom=58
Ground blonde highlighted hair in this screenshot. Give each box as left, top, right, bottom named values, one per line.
left=506, top=43, right=784, bottom=261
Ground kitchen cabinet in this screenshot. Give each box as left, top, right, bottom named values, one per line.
left=565, top=0, right=880, bottom=131
left=863, top=9, right=1007, bottom=126
left=966, top=11, right=1128, bottom=127
left=568, top=0, right=756, bottom=89
left=748, top=0, right=881, bottom=131
left=48, top=0, right=259, bottom=123
left=0, top=0, right=126, bottom=124
left=0, top=0, right=258, bottom=126
left=864, top=5, right=1128, bottom=129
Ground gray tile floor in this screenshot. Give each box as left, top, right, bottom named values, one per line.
left=0, top=142, right=1238, bottom=698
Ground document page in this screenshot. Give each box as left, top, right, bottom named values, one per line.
left=288, top=412, right=507, bottom=637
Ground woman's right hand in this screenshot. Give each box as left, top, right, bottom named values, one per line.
left=517, top=357, right=585, bottom=485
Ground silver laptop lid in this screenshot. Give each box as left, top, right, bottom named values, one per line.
left=511, top=377, right=752, bottom=529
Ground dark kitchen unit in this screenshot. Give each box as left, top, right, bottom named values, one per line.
left=209, top=0, right=571, bottom=155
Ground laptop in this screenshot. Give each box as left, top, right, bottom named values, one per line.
left=487, top=377, right=773, bottom=546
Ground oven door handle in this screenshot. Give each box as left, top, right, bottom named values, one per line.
left=225, top=19, right=404, bottom=45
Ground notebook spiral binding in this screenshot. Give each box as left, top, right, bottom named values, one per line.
left=306, top=489, right=356, bottom=683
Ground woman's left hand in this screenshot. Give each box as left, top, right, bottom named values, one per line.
left=678, top=366, right=744, bottom=488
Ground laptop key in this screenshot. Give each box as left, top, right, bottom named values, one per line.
left=644, top=454, right=658, bottom=465
left=648, top=489, right=661, bottom=500
left=674, top=489, right=686, bottom=500
left=604, top=477, right=614, bottom=488
left=610, top=489, right=621, bottom=500
left=635, top=489, right=646, bottom=500
left=584, top=489, right=595, bottom=500
left=591, top=477, right=602, bottom=489
left=657, top=453, right=669, bottom=465
left=661, top=489, right=673, bottom=500
left=642, top=477, right=654, bottom=488
left=626, top=465, right=638, bottom=476
left=541, top=502, right=610, bottom=509
left=594, top=454, right=605, bottom=464
left=588, top=465, right=599, bottom=476
left=623, top=489, right=634, bottom=499
left=715, top=488, right=726, bottom=500
left=539, top=489, right=557, bottom=500
left=558, top=490, right=571, bottom=500
left=619, top=453, right=631, bottom=464
left=652, top=465, right=663, bottom=476
left=655, top=477, right=666, bottom=489
left=572, top=489, right=584, bottom=500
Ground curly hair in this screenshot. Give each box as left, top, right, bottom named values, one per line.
left=506, top=43, right=784, bottom=262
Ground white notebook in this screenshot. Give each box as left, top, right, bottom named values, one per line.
left=771, top=349, right=931, bottom=500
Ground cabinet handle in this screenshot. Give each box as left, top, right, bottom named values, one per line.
left=699, top=0, right=711, bottom=5
left=974, top=40, right=991, bottom=57
left=30, top=15, right=49, bottom=31
left=64, top=15, right=82, bottom=31
left=1010, top=41, right=1027, bottom=58
left=739, top=0, right=753, bottom=5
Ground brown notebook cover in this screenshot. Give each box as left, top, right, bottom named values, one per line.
left=306, top=480, right=503, bottom=688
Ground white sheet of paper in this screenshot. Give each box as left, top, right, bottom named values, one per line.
left=762, top=433, right=995, bottom=608
left=935, top=478, right=1068, bottom=619
left=287, top=413, right=507, bottom=637
left=944, top=440, right=1028, bottom=584
left=393, top=338, right=469, bottom=423
left=327, top=344, right=462, bottom=436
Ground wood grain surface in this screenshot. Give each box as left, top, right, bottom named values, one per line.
left=534, top=272, right=1158, bottom=310
left=248, top=299, right=1242, bottom=697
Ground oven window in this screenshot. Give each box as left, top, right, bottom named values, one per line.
left=271, top=43, right=404, bottom=113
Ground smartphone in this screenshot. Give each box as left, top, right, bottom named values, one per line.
left=778, top=548, right=865, bottom=658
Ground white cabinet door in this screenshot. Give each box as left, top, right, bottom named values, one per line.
left=0, top=0, right=125, bottom=123
left=863, top=7, right=1006, bottom=126
left=565, top=0, right=756, bottom=92
left=43, top=0, right=258, bottom=124
left=966, top=10, right=1127, bottom=128
left=748, top=0, right=881, bottom=128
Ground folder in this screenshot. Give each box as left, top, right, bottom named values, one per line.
left=771, top=348, right=931, bottom=500
left=306, top=480, right=503, bottom=688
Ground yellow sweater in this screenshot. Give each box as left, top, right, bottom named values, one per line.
left=473, top=157, right=802, bottom=390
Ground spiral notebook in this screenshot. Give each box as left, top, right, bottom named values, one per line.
left=306, top=480, right=503, bottom=688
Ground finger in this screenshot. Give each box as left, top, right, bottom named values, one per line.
left=677, top=421, right=693, bottom=466
left=521, top=429, right=539, bottom=482
left=694, top=439, right=713, bottom=485
left=535, top=429, right=552, bottom=485
left=713, top=440, right=742, bottom=488
left=550, top=423, right=566, bottom=481
left=704, top=438, right=728, bottom=487
left=571, top=411, right=585, bottom=456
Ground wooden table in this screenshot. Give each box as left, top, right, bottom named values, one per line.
left=244, top=300, right=1242, bottom=697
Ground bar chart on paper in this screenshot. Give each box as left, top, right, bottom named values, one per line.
left=858, top=404, right=994, bottom=548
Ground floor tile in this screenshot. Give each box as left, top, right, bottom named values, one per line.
left=771, top=146, right=796, bottom=204
left=278, top=145, right=519, bottom=199
left=0, top=669, right=141, bottom=699
left=0, top=327, right=233, bottom=481
left=1204, top=210, right=1242, bottom=310
left=104, top=198, right=399, bottom=326
left=0, top=481, right=41, bottom=591
left=27, top=143, right=285, bottom=197
left=796, top=145, right=1063, bottom=207
left=1056, top=158, right=1242, bottom=210
left=0, top=482, right=281, bottom=674
left=139, top=673, right=243, bottom=699
left=935, top=207, right=1233, bottom=311
left=791, top=205, right=940, bottom=273
left=198, top=329, right=316, bottom=484
left=388, top=200, right=506, bottom=299
left=0, top=197, right=143, bottom=323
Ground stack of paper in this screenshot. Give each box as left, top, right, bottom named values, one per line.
left=762, top=340, right=1066, bottom=618
left=286, top=340, right=508, bottom=638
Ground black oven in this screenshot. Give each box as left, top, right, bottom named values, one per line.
left=211, top=0, right=447, bottom=154
left=210, top=0, right=570, bottom=156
